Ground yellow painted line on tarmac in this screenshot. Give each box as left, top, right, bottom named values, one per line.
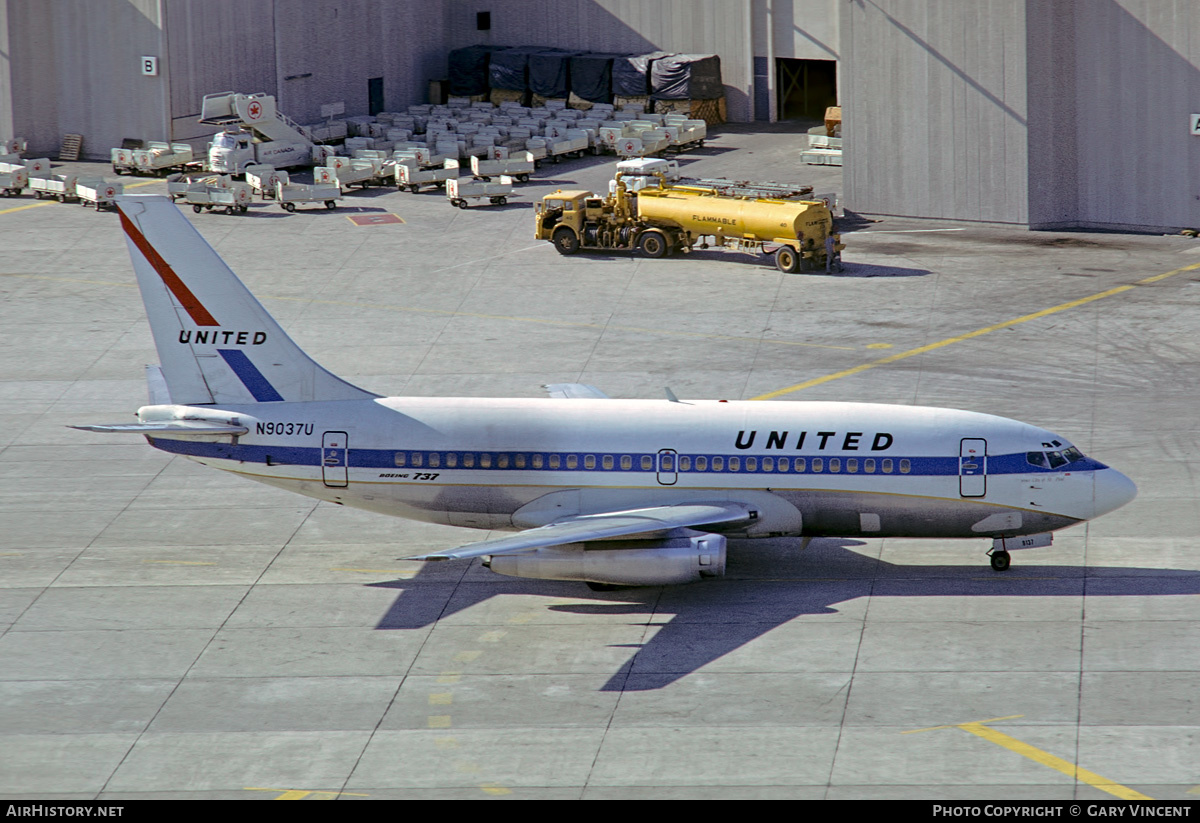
left=752, top=261, right=1200, bottom=400
left=906, top=715, right=1151, bottom=800
left=0, top=201, right=54, bottom=215
left=245, top=787, right=369, bottom=800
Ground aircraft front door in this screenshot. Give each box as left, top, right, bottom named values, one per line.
left=656, top=449, right=678, bottom=485
left=959, top=438, right=986, bottom=498
left=322, top=431, right=349, bottom=488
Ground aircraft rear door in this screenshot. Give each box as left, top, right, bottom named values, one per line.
left=322, top=431, right=349, bottom=488
left=959, top=438, right=986, bottom=497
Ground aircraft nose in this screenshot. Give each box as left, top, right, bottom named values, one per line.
left=1094, top=468, right=1137, bottom=517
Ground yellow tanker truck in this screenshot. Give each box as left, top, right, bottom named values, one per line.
left=534, top=177, right=843, bottom=273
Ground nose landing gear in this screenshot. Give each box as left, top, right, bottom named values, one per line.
left=988, top=550, right=1011, bottom=571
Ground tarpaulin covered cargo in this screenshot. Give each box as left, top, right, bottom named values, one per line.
left=650, top=54, right=723, bottom=100
left=528, top=49, right=580, bottom=98
left=612, top=52, right=676, bottom=97
left=569, top=53, right=624, bottom=103
left=448, top=44, right=509, bottom=97
left=489, top=46, right=546, bottom=91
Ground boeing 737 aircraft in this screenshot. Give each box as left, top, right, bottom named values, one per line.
left=74, top=196, right=1137, bottom=588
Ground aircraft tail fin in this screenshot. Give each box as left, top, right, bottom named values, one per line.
left=116, top=195, right=377, bottom=405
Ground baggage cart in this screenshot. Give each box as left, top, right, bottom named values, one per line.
left=112, top=142, right=195, bottom=176
left=167, top=171, right=227, bottom=201
left=396, top=161, right=455, bottom=192
left=30, top=173, right=79, bottom=202
left=245, top=165, right=289, bottom=198
left=182, top=181, right=252, bottom=214
left=274, top=180, right=341, bottom=212
left=0, top=167, right=27, bottom=196
left=470, top=151, right=534, bottom=182
left=446, top=175, right=514, bottom=208
left=75, top=178, right=123, bottom=210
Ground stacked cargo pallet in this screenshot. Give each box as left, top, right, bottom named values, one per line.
left=448, top=45, right=726, bottom=125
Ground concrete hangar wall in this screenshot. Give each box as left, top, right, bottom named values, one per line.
left=0, top=0, right=840, bottom=158
left=842, top=0, right=1200, bottom=233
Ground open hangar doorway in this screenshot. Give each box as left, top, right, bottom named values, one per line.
left=776, top=58, right=837, bottom=120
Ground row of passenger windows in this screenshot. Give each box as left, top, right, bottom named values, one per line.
left=393, top=451, right=913, bottom=474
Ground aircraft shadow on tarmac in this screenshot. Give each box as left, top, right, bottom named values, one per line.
left=368, top=538, right=1200, bottom=692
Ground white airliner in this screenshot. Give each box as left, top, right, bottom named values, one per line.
left=75, top=196, right=1137, bottom=588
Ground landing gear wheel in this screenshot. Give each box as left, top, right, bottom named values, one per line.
left=552, top=226, right=580, bottom=255
left=639, top=231, right=668, bottom=258
left=990, top=550, right=1011, bottom=572
left=774, top=246, right=801, bottom=274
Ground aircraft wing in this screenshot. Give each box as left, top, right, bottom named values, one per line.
left=543, top=382, right=610, bottom=399
left=407, top=502, right=751, bottom=561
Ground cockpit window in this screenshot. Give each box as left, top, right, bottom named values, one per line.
left=1028, top=447, right=1086, bottom=469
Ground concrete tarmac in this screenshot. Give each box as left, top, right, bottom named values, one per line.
left=2, top=123, right=1199, bottom=799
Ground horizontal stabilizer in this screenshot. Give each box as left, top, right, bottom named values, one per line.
left=543, top=383, right=610, bottom=399
left=406, top=502, right=750, bottom=561
left=69, top=421, right=249, bottom=437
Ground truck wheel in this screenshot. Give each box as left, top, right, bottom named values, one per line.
left=192, top=205, right=202, bottom=213
left=552, top=227, right=580, bottom=255
left=283, top=203, right=296, bottom=212
left=638, top=232, right=668, bottom=259
left=775, top=247, right=801, bottom=274
left=325, top=201, right=337, bottom=210
left=518, top=174, right=530, bottom=183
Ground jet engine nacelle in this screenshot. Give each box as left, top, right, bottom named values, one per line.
left=484, top=531, right=727, bottom=586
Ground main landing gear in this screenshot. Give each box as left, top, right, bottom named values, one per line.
left=989, top=550, right=1011, bottom=572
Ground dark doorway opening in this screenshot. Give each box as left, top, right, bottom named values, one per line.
left=776, top=58, right=837, bottom=120
left=368, top=77, right=384, bottom=116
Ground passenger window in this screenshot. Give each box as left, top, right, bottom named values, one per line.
left=728, top=457, right=740, bottom=472
left=567, top=455, right=578, bottom=469
left=446, top=453, right=457, bottom=468
left=532, top=454, right=544, bottom=469
left=829, top=458, right=841, bottom=473
left=695, top=456, right=707, bottom=471
left=776, top=458, right=788, bottom=472
left=514, top=454, right=526, bottom=469
left=480, top=454, right=492, bottom=468
left=679, top=456, right=691, bottom=471
left=641, top=455, right=653, bottom=470
left=585, top=455, right=596, bottom=470
left=864, top=459, right=875, bottom=473
left=900, top=459, right=911, bottom=474
left=549, top=454, right=561, bottom=469
left=745, top=457, right=757, bottom=472
left=882, top=459, right=893, bottom=473
left=762, top=457, right=774, bottom=472
left=497, top=454, right=509, bottom=469
left=412, top=453, right=423, bottom=467
left=620, top=455, right=632, bottom=470
left=812, top=458, right=823, bottom=473
left=847, top=458, right=858, bottom=473
left=794, top=458, right=806, bottom=472
left=394, top=453, right=406, bottom=467
left=428, top=453, right=441, bottom=468
left=463, top=453, right=475, bottom=468
left=712, top=456, right=724, bottom=471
